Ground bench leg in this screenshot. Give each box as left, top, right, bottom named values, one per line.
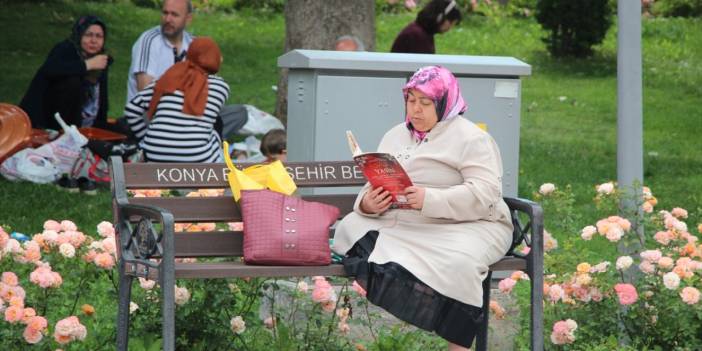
left=475, top=271, right=492, bottom=351
left=530, top=264, right=544, bottom=350
left=161, top=260, right=176, bottom=351
left=116, top=263, right=133, bottom=351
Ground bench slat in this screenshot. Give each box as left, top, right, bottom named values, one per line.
left=123, top=162, right=366, bottom=189
left=172, top=258, right=526, bottom=279
left=175, top=262, right=347, bottom=279
left=130, top=195, right=358, bottom=223
left=174, top=232, right=243, bottom=257
left=173, top=230, right=338, bottom=257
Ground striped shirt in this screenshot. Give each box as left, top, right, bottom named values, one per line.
left=124, top=76, right=230, bottom=163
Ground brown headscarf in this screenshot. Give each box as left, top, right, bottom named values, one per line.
left=147, top=37, right=222, bottom=119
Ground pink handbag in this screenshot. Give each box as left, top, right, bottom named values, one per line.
left=240, top=189, right=340, bottom=266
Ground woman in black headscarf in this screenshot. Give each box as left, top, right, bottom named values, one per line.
left=20, top=15, right=112, bottom=130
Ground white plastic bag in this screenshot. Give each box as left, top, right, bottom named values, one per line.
left=239, top=105, right=285, bottom=135
left=0, top=113, right=87, bottom=183
left=228, top=135, right=266, bottom=162
left=0, top=148, right=60, bottom=183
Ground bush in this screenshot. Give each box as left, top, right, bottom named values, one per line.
left=505, top=182, right=702, bottom=349
left=535, top=0, right=613, bottom=57
left=653, top=0, right=702, bottom=17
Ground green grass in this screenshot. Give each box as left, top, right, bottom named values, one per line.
left=1, top=1, right=701, bottom=242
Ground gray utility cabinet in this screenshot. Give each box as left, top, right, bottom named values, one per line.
left=278, top=50, right=531, bottom=197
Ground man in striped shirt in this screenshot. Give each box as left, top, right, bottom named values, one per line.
left=126, top=0, right=193, bottom=104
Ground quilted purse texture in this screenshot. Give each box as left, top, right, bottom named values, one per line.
left=240, top=189, right=340, bottom=265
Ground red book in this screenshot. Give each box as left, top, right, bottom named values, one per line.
left=346, top=131, right=413, bottom=209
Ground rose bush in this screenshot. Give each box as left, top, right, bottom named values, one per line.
left=506, top=182, right=702, bottom=350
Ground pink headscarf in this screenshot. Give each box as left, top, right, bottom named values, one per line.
left=402, top=65, right=467, bottom=142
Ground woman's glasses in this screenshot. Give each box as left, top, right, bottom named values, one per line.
left=83, top=32, right=104, bottom=40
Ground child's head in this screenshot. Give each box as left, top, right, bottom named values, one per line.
left=260, top=129, right=287, bottom=162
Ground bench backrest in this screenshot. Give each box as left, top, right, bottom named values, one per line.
left=111, top=158, right=366, bottom=258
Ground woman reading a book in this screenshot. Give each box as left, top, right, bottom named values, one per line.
left=333, top=66, right=512, bottom=351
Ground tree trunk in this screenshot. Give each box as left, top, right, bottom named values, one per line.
left=275, top=0, right=375, bottom=125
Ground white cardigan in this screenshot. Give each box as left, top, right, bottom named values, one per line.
left=333, top=116, right=513, bottom=307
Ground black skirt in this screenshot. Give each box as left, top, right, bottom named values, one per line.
left=343, top=231, right=485, bottom=348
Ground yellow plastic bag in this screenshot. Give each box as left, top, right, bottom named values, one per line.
left=223, top=142, right=297, bottom=201
left=242, top=161, right=297, bottom=196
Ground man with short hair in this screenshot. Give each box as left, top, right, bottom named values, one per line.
left=126, top=0, right=248, bottom=140
left=334, top=35, right=365, bottom=52
left=126, top=0, right=193, bottom=104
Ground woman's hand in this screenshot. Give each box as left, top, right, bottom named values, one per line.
left=85, top=54, right=109, bottom=71
left=405, top=186, right=426, bottom=210
left=360, top=186, right=392, bottom=214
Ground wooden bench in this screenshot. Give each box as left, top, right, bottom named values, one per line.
left=110, top=157, right=544, bottom=351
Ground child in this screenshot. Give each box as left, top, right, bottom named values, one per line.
left=260, top=129, right=286, bottom=162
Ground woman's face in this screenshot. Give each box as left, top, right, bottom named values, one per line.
left=438, top=19, right=456, bottom=33
left=406, top=88, right=439, bottom=132
left=80, top=24, right=104, bottom=56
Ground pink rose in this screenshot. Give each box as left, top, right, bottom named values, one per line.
left=658, top=256, right=674, bottom=270
left=311, top=277, right=337, bottom=304
left=27, top=315, right=48, bottom=331
left=654, top=231, right=672, bottom=245
left=550, top=319, right=577, bottom=345
left=548, top=284, right=564, bottom=303
left=639, top=261, right=656, bottom=275
left=498, top=278, right=517, bottom=293
left=43, top=220, right=61, bottom=231
left=23, top=326, right=43, bottom=344
left=264, top=316, right=276, bottom=329
left=60, top=220, right=77, bottom=232
left=352, top=280, right=366, bottom=297
left=4, top=305, right=24, bottom=323
left=580, top=225, right=597, bottom=240
left=671, top=207, right=688, bottom=219
left=1, top=272, right=18, bottom=286
left=681, top=286, right=700, bottom=305
left=614, top=283, right=638, bottom=305
left=640, top=250, right=662, bottom=263
left=93, top=252, right=115, bottom=269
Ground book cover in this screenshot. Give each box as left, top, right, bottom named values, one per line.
left=346, top=131, right=413, bottom=208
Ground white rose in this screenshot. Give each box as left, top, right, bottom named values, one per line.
left=663, top=272, right=680, bottom=290
left=3, top=239, right=21, bottom=254
left=89, top=241, right=104, bottom=251
left=596, top=182, right=615, bottom=195
left=129, top=301, right=139, bottom=314
left=42, top=230, right=59, bottom=245
left=580, top=225, right=597, bottom=240
left=673, top=220, right=688, bottom=233
left=59, top=243, right=75, bottom=258
left=97, top=221, right=115, bottom=237
left=174, top=286, right=191, bottom=306
left=74, top=324, right=87, bottom=340
left=297, top=281, right=309, bottom=293
left=616, top=256, right=633, bottom=270
left=539, top=183, right=556, bottom=195
left=230, top=316, right=246, bottom=334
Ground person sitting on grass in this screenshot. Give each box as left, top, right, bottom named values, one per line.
left=20, top=15, right=112, bottom=130
left=124, top=37, right=229, bottom=163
